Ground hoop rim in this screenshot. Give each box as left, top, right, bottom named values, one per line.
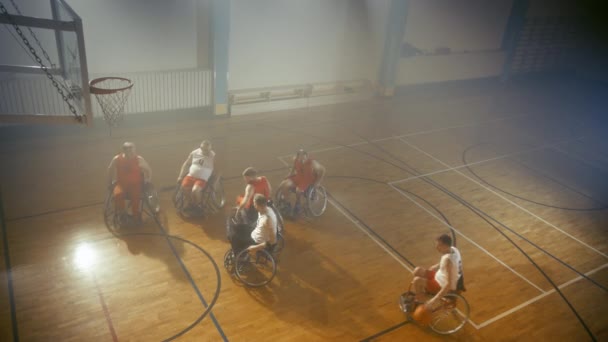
left=89, top=77, right=134, bottom=95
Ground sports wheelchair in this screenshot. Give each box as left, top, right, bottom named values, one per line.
left=103, top=181, right=160, bottom=231
left=399, top=275, right=470, bottom=335
left=275, top=184, right=327, bottom=219
left=223, top=203, right=285, bottom=287
left=173, top=172, right=225, bottom=217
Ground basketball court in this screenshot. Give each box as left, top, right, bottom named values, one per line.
left=1, top=1, right=607, bottom=341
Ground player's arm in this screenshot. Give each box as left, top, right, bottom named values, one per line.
left=138, top=156, right=152, bottom=182
left=428, top=258, right=453, bottom=307
left=107, top=156, right=118, bottom=187
left=178, top=153, right=193, bottom=182
left=286, top=156, right=297, bottom=178
left=238, top=184, right=254, bottom=212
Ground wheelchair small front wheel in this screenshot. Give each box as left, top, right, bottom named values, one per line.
left=223, top=249, right=235, bottom=273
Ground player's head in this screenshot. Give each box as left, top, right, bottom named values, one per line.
left=253, top=193, right=267, bottom=211
left=122, top=142, right=136, bottom=158
left=435, top=234, right=453, bottom=253
left=200, top=140, right=212, bottom=155
left=296, top=149, right=308, bottom=162
left=242, top=167, right=257, bottom=182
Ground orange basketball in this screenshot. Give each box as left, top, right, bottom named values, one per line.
left=412, top=304, right=432, bottom=326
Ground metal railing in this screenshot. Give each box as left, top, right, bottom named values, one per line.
left=0, top=68, right=212, bottom=117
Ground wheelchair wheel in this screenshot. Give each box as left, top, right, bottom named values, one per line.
left=210, top=177, right=226, bottom=210
left=223, top=249, right=235, bottom=273
left=235, top=248, right=276, bottom=287
left=273, top=232, right=285, bottom=255
left=428, top=293, right=470, bottom=335
left=173, top=185, right=185, bottom=210
left=274, top=189, right=292, bottom=218
left=305, top=185, right=327, bottom=217
left=103, top=191, right=120, bottom=231
left=143, top=183, right=160, bottom=216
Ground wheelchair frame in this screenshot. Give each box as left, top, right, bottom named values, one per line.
left=173, top=173, right=225, bottom=216
left=275, top=184, right=328, bottom=218
left=103, top=182, right=160, bottom=231
left=224, top=204, right=285, bottom=287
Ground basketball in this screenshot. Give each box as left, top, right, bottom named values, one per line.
left=412, top=304, right=433, bottom=326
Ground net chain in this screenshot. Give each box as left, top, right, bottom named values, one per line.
left=0, top=2, right=83, bottom=123
left=8, top=0, right=56, bottom=69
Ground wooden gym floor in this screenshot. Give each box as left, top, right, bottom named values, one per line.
left=0, top=79, right=607, bottom=341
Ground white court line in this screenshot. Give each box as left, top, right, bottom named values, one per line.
left=388, top=136, right=583, bottom=185
left=389, top=184, right=546, bottom=293
left=277, top=155, right=479, bottom=328
left=328, top=198, right=414, bottom=273
left=550, top=145, right=608, bottom=174
left=277, top=113, right=527, bottom=159
left=476, top=262, right=608, bottom=329
left=398, top=137, right=608, bottom=260
left=277, top=156, right=414, bottom=272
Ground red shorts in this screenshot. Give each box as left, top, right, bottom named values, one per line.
left=289, top=175, right=314, bottom=193
left=425, top=270, right=441, bottom=294
left=181, top=176, right=207, bottom=189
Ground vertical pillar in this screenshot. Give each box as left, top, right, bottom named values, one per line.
left=501, top=0, right=530, bottom=81
left=197, top=0, right=212, bottom=69
left=212, top=0, right=230, bottom=116
left=378, top=0, right=408, bottom=97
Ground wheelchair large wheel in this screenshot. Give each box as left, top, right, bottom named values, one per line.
left=273, top=232, right=285, bottom=256
left=210, top=177, right=226, bottom=210
left=235, top=248, right=276, bottom=287
left=143, top=183, right=160, bottom=217
left=103, top=191, right=120, bottom=231
left=274, top=189, right=292, bottom=218
left=305, top=185, right=327, bottom=217
left=173, top=185, right=185, bottom=210
left=428, top=293, right=470, bottom=335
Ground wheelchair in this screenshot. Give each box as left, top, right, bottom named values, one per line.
left=223, top=203, right=285, bottom=287
left=173, top=173, right=225, bottom=217
left=275, top=184, right=327, bottom=219
left=103, top=181, right=160, bottom=231
left=398, top=276, right=470, bottom=335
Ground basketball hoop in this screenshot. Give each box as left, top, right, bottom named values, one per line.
left=90, top=77, right=133, bottom=128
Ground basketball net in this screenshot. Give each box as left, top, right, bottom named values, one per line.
left=90, top=77, right=133, bottom=132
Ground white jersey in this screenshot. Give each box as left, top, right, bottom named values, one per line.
left=251, top=208, right=278, bottom=245
left=435, top=247, right=462, bottom=291
left=187, top=148, right=215, bottom=181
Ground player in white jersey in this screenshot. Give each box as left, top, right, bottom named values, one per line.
left=178, top=140, right=215, bottom=209
left=411, top=234, right=463, bottom=308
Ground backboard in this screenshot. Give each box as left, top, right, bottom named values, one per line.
left=0, top=0, right=92, bottom=125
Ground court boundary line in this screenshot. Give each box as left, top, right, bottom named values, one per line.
left=476, top=262, right=608, bottom=329
left=397, top=137, right=608, bottom=259
left=276, top=157, right=414, bottom=272
left=277, top=113, right=527, bottom=159
left=389, top=184, right=546, bottom=294
left=389, top=183, right=608, bottom=330
left=388, top=136, right=583, bottom=186
left=277, top=156, right=482, bottom=329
